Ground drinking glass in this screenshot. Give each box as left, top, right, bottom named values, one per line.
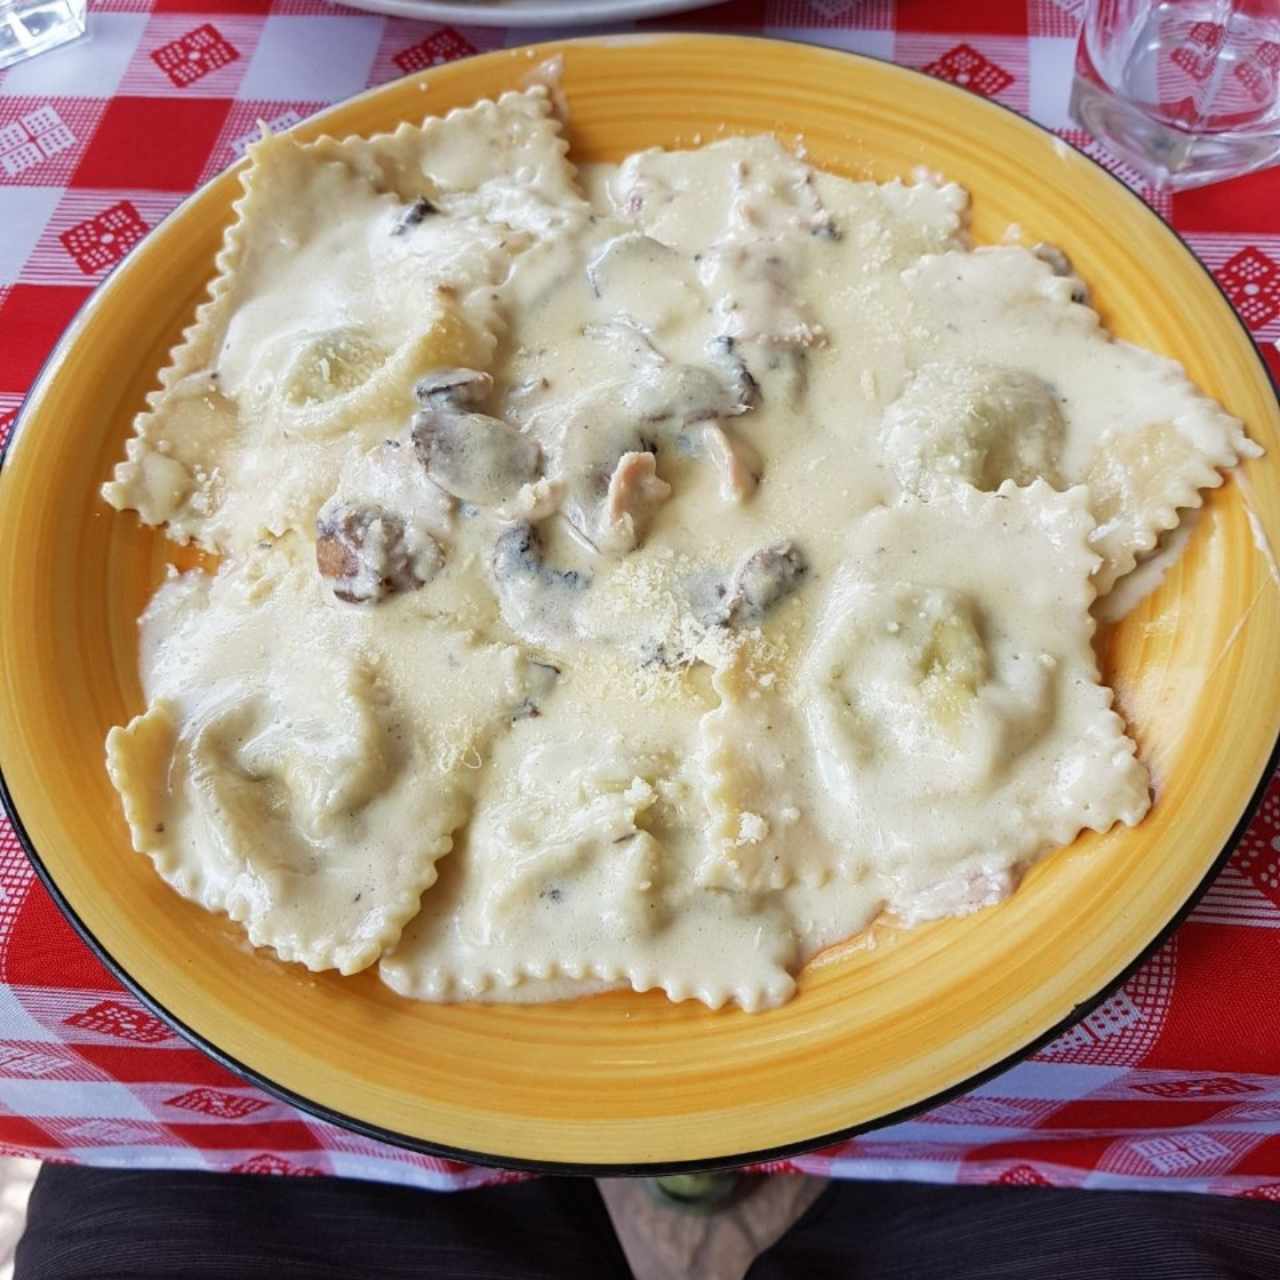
left=0, top=0, right=87, bottom=71
left=1071, top=0, right=1280, bottom=189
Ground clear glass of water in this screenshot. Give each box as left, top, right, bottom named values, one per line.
left=1071, top=0, right=1280, bottom=189
left=0, top=0, right=87, bottom=71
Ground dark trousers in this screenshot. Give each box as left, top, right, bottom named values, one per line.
left=16, top=1162, right=1280, bottom=1279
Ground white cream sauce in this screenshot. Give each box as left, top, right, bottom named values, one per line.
left=103, top=96, right=1258, bottom=1011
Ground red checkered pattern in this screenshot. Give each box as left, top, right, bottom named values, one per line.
left=996, top=1163, right=1053, bottom=1186
left=119, top=16, right=253, bottom=97
left=1130, top=1076, right=1263, bottom=1099
left=922, top=41, right=1017, bottom=97
left=1031, top=939, right=1178, bottom=1067
left=164, top=1088, right=271, bottom=1119
left=898, top=34, right=1031, bottom=113
left=1028, top=0, right=1081, bottom=40
left=392, top=26, right=476, bottom=75
left=64, top=1000, right=173, bottom=1044
left=366, top=20, right=502, bottom=91
left=0, top=0, right=1279, bottom=1194
left=58, top=198, right=149, bottom=273
left=1171, top=22, right=1224, bottom=84
left=22, top=190, right=181, bottom=284
left=1234, top=40, right=1280, bottom=105
left=232, top=1153, right=324, bottom=1176
left=0, top=99, right=108, bottom=186
left=1178, top=238, right=1280, bottom=349
left=151, top=22, right=241, bottom=88
left=1219, top=246, right=1280, bottom=330
left=0, top=104, right=77, bottom=175
left=767, top=0, right=893, bottom=30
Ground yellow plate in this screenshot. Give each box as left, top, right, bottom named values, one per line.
left=1, top=35, right=1278, bottom=1172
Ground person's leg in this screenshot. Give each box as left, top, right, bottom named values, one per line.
left=747, top=1179, right=1280, bottom=1280
left=15, top=1164, right=632, bottom=1280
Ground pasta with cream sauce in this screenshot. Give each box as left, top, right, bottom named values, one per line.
left=102, top=86, right=1258, bottom=1011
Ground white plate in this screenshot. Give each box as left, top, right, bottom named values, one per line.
left=331, top=0, right=715, bottom=25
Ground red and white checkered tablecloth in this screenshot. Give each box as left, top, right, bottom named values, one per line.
left=1, top=0, right=1279, bottom=1195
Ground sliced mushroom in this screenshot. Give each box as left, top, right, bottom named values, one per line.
left=627, top=363, right=740, bottom=426
left=583, top=324, right=753, bottom=424
left=707, top=335, right=761, bottom=412
left=315, top=502, right=442, bottom=604
left=725, top=542, right=808, bottom=625
left=491, top=521, right=590, bottom=646
left=412, top=407, right=542, bottom=508
left=492, top=522, right=587, bottom=590
left=586, top=232, right=682, bottom=300
left=540, top=328, right=769, bottom=551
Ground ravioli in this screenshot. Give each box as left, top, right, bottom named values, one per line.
left=102, top=91, right=1258, bottom=1013
left=881, top=362, right=1065, bottom=493
left=102, top=132, right=517, bottom=553
left=108, top=541, right=547, bottom=974
left=381, top=670, right=801, bottom=1012
left=309, top=86, right=587, bottom=236
left=900, top=247, right=1260, bottom=591
left=800, top=482, right=1151, bottom=922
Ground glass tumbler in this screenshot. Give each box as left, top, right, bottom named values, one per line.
left=0, top=0, right=87, bottom=71
left=1071, top=0, right=1280, bottom=189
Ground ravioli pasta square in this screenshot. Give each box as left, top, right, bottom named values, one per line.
left=101, top=87, right=1257, bottom=1012
left=594, top=136, right=967, bottom=359
left=107, top=541, right=550, bottom=975
left=897, top=247, right=1261, bottom=592
left=380, top=686, right=802, bottom=1013
left=102, top=130, right=519, bottom=554
left=308, top=86, right=586, bottom=236
left=800, top=482, right=1151, bottom=921
left=599, top=136, right=967, bottom=268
